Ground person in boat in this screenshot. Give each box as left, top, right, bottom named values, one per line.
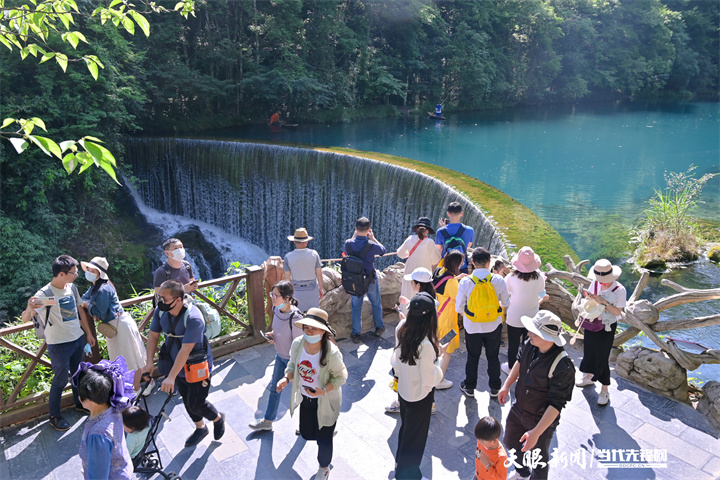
left=435, top=104, right=442, bottom=117
left=269, top=112, right=281, bottom=126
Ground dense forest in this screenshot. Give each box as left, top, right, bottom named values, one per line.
left=0, top=0, right=718, bottom=321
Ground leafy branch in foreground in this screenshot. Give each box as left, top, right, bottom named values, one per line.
left=0, top=0, right=195, bottom=180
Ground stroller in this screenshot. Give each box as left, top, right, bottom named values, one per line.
left=131, top=373, right=181, bottom=479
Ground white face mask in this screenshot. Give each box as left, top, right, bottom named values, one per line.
left=171, top=248, right=185, bottom=261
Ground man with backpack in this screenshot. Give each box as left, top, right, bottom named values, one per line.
left=144, top=280, right=225, bottom=448
left=498, top=311, right=575, bottom=480
left=456, top=248, right=509, bottom=399
left=153, top=238, right=198, bottom=294
left=436, top=202, right=474, bottom=273
left=343, top=217, right=386, bottom=343
left=20, top=255, right=96, bottom=431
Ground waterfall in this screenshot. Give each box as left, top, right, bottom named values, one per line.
left=124, top=138, right=507, bottom=267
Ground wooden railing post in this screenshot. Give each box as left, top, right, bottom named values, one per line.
left=245, top=265, right=266, bottom=338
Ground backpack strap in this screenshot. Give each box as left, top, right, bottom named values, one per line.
left=407, top=239, right=423, bottom=259
left=455, top=224, right=466, bottom=239
left=41, top=286, right=54, bottom=328
left=355, top=241, right=374, bottom=259
left=433, top=275, right=451, bottom=290
left=437, top=297, right=451, bottom=315
left=548, top=350, right=568, bottom=379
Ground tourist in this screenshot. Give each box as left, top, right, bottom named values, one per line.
left=491, top=259, right=508, bottom=277
left=474, top=416, right=508, bottom=480
left=122, top=405, right=152, bottom=461
left=20, top=255, right=96, bottom=431
left=153, top=238, right=198, bottom=294
left=432, top=250, right=466, bottom=388
left=143, top=280, right=225, bottom=447
left=576, top=259, right=627, bottom=406
left=501, top=247, right=548, bottom=375
left=397, top=216, right=441, bottom=313
left=73, top=358, right=135, bottom=480
left=249, top=280, right=304, bottom=431
left=391, top=292, right=444, bottom=480
left=283, top=228, right=324, bottom=311
left=498, top=311, right=575, bottom=480
left=277, top=308, right=348, bottom=480
left=80, top=256, right=148, bottom=389
left=457, top=248, right=509, bottom=398
left=344, top=217, right=386, bottom=343
left=436, top=201, right=474, bottom=273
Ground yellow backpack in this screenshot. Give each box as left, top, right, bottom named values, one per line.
left=464, top=274, right=502, bottom=323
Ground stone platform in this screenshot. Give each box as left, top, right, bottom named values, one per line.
left=2, top=314, right=719, bottom=479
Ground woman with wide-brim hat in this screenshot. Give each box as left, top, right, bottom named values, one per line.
left=80, top=257, right=147, bottom=389
left=576, top=259, right=627, bottom=406
left=277, top=308, right=347, bottom=480
left=283, top=227, right=324, bottom=312
left=502, top=246, right=548, bottom=375
left=397, top=217, right=441, bottom=313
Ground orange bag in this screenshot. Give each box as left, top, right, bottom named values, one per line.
left=184, top=351, right=210, bottom=383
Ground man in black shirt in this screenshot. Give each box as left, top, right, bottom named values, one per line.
left=498, top=311, right=575, bottom=480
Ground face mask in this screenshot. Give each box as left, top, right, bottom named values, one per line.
left=303, top=333, right=323, bottom=344
left=157, top=297, right=177, bottom=312
left=278, top=302, right=286, bottom=309
left=171, top=248, right=185, bottom=261
left=85, top=271, right=98, bottom=282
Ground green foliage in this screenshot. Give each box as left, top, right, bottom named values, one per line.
left=632, top=165, right=719, bottom=266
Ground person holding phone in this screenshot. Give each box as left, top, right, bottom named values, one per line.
left=277, top=308, right=347, bottom=480
left=249, top=281, right=304, bottom=431
left=397, top=217, right=441, bottom=314
left=153, top=238, right=198, bottom=294
left=432, top=250, right=466, bottom=389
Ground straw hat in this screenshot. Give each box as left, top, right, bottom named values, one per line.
left=294, top=308, right=336, bottom=337
left=412, top=217, right=435, bottom=235
left=287, top=227, right=314, bottom=243
left=580, top=298, right=605, bottom=320
left=588, top=259, right=621, bottom=284
left=511, top=246, right=541, bottom=273
left=521, top=310, right=566, bottom=346
left=81, top=257, right=110, bottom=280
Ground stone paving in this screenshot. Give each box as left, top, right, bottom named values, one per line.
left=2, top=315, right=719, bottom=480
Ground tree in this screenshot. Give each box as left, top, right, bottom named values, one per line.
left=0, top=0, right=194, bottom=182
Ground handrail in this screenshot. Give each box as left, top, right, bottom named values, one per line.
left=320, top=251, right=399, bottom=263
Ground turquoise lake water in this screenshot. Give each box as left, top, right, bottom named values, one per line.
left=208, top=102, right=720, bottom=383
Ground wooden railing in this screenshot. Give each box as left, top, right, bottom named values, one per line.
left=0, top=266, right=267, bottom=428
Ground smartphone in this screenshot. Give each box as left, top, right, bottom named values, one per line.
left=36, top=297, right=56, bottom=306
left=305, top=386, right=316, bottom=393
left=260, top=331, right=272, bottom=341
left=439, top=329, right=457, bottom=346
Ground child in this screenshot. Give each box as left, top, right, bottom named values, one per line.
left=474, top=416, right=508, bottom=480
left=73, top=357, right=135, bottom=480
left=122, top=406, right=152, bottom=460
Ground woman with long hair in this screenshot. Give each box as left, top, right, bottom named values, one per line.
left=277, top=308, right=348, bottom=480
left=432, top=250, right=466, bottom=388
left=80, top=257, right=146, bottom=388
left=249, top=280, right=303, bottom=431
left=502, top=247, right=547, bottom=375
left=397, top=217, right=441, bottom=312
left=391, top=292, right=445, bottom=480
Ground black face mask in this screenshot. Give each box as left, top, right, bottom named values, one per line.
left=157, top=297, right=177, bottom=312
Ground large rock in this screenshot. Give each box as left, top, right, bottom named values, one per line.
left=320, top=262, right=404, bottom=339
left=616, top=346, right=689, bottom=403
left=697, top=381, right=720, bottom=429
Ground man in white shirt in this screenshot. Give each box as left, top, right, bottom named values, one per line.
left=456, top=248, right=509, bottom=399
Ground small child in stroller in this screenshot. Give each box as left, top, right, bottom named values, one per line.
left=122, top=406, right=152, bottom=461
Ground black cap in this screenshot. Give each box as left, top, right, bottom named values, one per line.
left=408, top=292, right=435, bottom=315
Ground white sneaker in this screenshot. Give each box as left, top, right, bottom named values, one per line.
left=385, top=400, right=400, bottom=413
left=508, top=472, right=530, bottom=480
left=248, top=418, right=273, bottom=431
left=142, top=378, right=156, bottom=396
left=436, top=378, right=453, bottom=390
left=576, top=376, right=595, bottom=387
left=315, top=466, right=330, bottom=479
left=431, top=402, right=437, bottom=415
left=598, top=390, right=610, bottom=406
left=501, top=362, right=511, bottom=375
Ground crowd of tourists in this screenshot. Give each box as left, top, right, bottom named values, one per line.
left=21, top=201, right=627, bottom=480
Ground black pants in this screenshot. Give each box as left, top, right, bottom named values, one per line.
left=507, top=325, right=528, bottom=369
left=579, top=322, right=617, bottom=386
left=503, top=406, right=558, bottom=480
left=299, top=396, right=336, bottom=468
left=463, top=323, right=502, bottom=391
left=396, top=389, right=434, bottom=480
left=176, top=374, right=218, bottom=423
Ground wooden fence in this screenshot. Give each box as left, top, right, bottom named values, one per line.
left=0, top=266, right=267, bottom=428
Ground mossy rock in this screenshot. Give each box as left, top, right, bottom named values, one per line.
left=709, top=245, right=720, bottom=263
left=637, top=256, right=667, bottom=270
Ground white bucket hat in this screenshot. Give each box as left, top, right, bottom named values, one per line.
left=521, top=310, right=566, bottom=346
left=81, top=257, right=110, bottom=280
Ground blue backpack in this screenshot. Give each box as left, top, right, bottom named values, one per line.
left=443, top=224, right=468, bottom=258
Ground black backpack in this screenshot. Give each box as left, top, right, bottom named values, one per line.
left=341, top=242, right=374, bottom=297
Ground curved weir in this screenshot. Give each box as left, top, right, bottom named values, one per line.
left=125, top=138, right=507, bottom=262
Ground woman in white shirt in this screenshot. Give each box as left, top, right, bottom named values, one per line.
left=397, top=217, right=441, bottom=312
left=391, top=292, right=444, bottom=480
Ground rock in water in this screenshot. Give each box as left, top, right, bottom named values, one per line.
left=697, top=381, right=720, bottom=429
left=616, top=346, right=689, bottom=403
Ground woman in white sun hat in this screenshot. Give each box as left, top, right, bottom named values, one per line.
left=277, top=308, right=347, bottom=480
left=502, top=246, right=548, bottom=375
left=576, top=259, right=627, bottom=406
left=81, top=257, right=147, bottom=390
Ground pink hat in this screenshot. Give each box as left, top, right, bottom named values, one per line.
left=511, top=246, right=541, bottom=273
